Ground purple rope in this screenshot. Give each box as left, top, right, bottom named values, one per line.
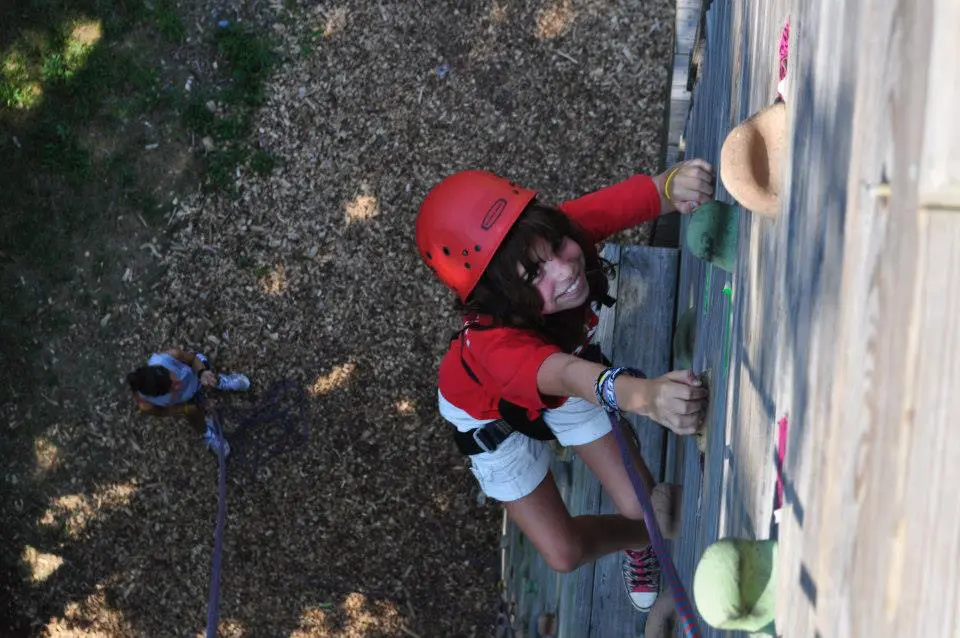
left=205, top=409, right=228, bottom=638
left=224, top=381, right=308, bottom=480
left=198, top=383, right=307, bottom=636
left=605, top=398, right=702, bottom=636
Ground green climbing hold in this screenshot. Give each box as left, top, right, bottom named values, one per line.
left=685, top=201, right=739, bottom=273
left=673, top=307, right=697, bottom=370
left=693, top=538, right=778, bottom=634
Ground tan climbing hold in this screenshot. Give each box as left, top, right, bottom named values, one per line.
left=719, top=102, right=787, bottom=217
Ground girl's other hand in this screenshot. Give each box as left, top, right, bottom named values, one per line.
left=641, top=370, right=708, bottom=435
left=200, top=370, right=217, bottom=387
left=658, top=159, right=715, bottom=214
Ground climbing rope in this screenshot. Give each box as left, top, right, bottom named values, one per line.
left=201, top=381, right=309, bottom=637
left=223, top=381, right=309, bottom=479
left=603, top=372, right=703, bottom=638
left=204, top=408, right=228, bottom=638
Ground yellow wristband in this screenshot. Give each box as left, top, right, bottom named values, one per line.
left=664, top=168, right=680, bottom=203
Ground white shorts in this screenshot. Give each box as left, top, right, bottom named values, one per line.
left=438, top=393, right=612, bottom=502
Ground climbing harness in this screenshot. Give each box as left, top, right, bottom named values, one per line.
left=453, top=340, right=612, bottom=456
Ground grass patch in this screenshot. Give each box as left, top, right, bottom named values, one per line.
left=0, top=5, right=279, bottom=632
left=0, top=2, right=278, bottom=427
left=1, top=7, right=280, bottom=277
left=1, top=18, right=102, bottom=110
left=176, top=23, right=276, bottom=192
left=250, top=148, right=276, bottom=175
left=151, top=0, right=186, bottom=42
left=207, top=146, right=250, bottom=191
left=215, top=23, right=275, bottom=107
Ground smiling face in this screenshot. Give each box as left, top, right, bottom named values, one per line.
left=518, top=236, right=589, bottom=314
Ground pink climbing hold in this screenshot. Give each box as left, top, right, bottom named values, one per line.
left=776, top=19, right=790, bottom=101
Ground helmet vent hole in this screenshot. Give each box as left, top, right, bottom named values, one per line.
left=464, top=262, right=471, bottom=269
left=475, top=245, right=481, bottom=251
left=461, top=249, right=468, bottom=256
left=442, top=246, right=450, bottom=256
left=426, top=251, right=433, bottom=260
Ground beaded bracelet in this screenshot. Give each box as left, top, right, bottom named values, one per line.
left=594, top=368, right=613, bottom=409
left=595, top=366, right=630, bottom=412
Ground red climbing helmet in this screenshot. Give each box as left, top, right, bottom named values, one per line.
left=416, top=170, right=538, bottom=301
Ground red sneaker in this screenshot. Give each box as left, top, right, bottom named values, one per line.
left=622, top=546, right=661, bottom=612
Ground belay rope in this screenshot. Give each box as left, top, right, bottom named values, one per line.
left=204, top=408, right=228, bottom=638
left=224, top=381, right=309, bottom=479
left=200, top=381, right=308, bottom=637
left=604, top=369, right=703, bottom=638
left=199, top=378, right=700, bottom=635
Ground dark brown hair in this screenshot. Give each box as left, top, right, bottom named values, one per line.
left=456, top=202, right=612, bottom=352
left=127, top=366, right=172, bottom=396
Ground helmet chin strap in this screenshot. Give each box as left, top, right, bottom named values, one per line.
left=583, top=265, right=617, bottom=308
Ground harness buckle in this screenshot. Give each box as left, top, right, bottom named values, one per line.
left=471, top=420, right=513, bottom=453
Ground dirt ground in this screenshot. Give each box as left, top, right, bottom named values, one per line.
left=1, top=1, right=674, bottom=636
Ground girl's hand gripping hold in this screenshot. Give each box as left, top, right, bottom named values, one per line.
left=635, top=370, right=708, bottom=435
left=656, top=159, right=716, bottom=214
left=539, top=355, right=709, bottom=437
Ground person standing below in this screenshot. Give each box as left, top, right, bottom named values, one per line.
left=127, top=348, right=250, bottom=457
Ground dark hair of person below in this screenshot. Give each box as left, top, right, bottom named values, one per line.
left=127, top=365, right=173, bottom=396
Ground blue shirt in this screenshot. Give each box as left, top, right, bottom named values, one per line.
left=138, top=352, right=201, bottom=407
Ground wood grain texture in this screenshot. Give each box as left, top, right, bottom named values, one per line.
left=590, top=245, right=679, bottom=637
left=666, top=3, right=790, bottom=637
left=775, top=0, right=960, bottom=635
left=771, top=0, right=864, bottom=629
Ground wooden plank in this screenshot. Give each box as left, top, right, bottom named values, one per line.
left=843, top=3, right=933, bottom=632
left=556, top=457, right=605, bottom=638
left=891, top=213, right=960, bottom=636
left=771, top=0, right=869, bottom=633
left=596, top=244, right=622, bottom=381
left=589, top=245, right=678, bottom=637
left=772, top=0, right=960, bottom=634
left=670, top=250, right=710, bottom=629
left=917, top=0, right=960, bottom=203
left=719, top=0, right=788, bottom=546
left=611, top=246, right=679, bottom=482
left=667, top=3, right=791, bottom=637
left=667, top=4, right=736, bottom=636
left=672, top=54, right=691, bottom=102
left=675, top=4, right=702, bottom=54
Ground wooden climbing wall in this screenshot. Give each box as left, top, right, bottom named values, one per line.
left=666, top=0, right=791, bottom=636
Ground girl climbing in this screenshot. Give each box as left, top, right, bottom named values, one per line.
left=415, top=161, right=714, bottom=611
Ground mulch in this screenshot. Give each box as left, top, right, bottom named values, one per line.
left=3, top=1, right=674, bottom=635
